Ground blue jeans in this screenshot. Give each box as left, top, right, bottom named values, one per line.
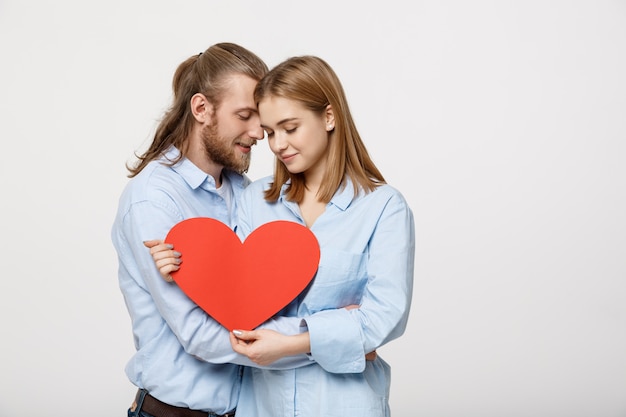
left=127, top=389, right=154, bottom=417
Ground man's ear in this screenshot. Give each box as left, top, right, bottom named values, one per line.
left=191, top=93, right=214, bottom=123
left=325, top=104, right=335, bottom=131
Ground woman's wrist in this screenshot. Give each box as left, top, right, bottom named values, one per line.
left=285, top=332, right=311, bottom=356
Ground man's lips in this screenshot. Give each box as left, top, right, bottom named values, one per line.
left=236, top=141, right=255, bottom=154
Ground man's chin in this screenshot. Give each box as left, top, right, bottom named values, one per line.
left=233, top=165, right=249, bottom=175
left=228, top=159, right=250, bottom=175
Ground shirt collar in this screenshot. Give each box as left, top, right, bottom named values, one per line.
left=329, top=178, right=359, bottom=211
left=162, top=146, right=247, bottom=191
left=279, top=177, right=359, bottom=211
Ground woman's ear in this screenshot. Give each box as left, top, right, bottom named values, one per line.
left=191, top=93, right=214, bottom=123
left=325, top=104, right=335, bottom=131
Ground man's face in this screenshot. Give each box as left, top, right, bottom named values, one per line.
left=202, top=74, right=264, bottom=174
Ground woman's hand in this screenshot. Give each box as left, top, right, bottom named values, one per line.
left=143, top=239, right=181, bottom=282
left=230, top=329, right=310, bottom=366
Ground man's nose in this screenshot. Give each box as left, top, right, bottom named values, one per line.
left=248, top=118, right=264, bottom=140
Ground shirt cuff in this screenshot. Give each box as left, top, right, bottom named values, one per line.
left=304, top=309, right=365, bottom=373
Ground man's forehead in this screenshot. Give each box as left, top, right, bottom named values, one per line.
left=220, top=74, right=259, bottom=110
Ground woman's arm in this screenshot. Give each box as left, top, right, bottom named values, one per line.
left=304, top=190, right=415, bottom=373
left=229, top=329, right=310, bottom=366
left=229, top=322, right=376, bottom=366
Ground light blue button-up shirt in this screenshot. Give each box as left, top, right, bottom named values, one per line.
left=233, top=176, right=416, bottom=417
left=111, top=148, right=311, bottom=413
left=111, top=147, right=246, bottom=413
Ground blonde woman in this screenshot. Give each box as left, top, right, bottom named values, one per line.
left=149, top=55, right=415, bottom=416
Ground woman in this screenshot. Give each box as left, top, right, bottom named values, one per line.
left=150, top=55, right=415, bottom=416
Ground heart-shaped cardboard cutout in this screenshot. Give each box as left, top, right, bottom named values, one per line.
left=165, top=217, right=320, bottom=331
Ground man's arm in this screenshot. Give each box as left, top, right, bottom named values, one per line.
left=122, top=201, right=312, bottom=369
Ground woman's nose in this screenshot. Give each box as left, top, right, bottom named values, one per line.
left=272, top=132, right=288, bottom=150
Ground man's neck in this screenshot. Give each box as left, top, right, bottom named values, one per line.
left=183, top=143, right=223, bottom=187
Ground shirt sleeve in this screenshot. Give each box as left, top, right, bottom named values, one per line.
left=121, top=197, right=312, bottom=369
left=303, top=192, right=416, bottom=373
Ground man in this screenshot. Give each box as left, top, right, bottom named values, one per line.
left=111, top=42, right=267, bottom=417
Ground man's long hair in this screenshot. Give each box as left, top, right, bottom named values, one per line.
left=127, top=43, right=268, bottom=177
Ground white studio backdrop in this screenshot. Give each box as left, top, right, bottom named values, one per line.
left=1, top=1, right=625, bottom=416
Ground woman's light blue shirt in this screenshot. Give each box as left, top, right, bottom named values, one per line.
left=234, top=176, right=416, bottom=417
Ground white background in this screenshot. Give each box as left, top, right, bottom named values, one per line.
left=1, top=1, right=625, bottom=416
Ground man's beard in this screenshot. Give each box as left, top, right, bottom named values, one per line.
left=201, top=120, right=252, bottom=174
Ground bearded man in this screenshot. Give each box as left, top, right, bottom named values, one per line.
left=111, top=43, right=265, bottom=417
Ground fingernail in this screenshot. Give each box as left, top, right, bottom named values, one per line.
left=232, top=330, right=243, bottom=336
left=167, top=244, right=174, bottom=249
left=174, top=251, right=181, bottom=257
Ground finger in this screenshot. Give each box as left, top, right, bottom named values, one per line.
left=150, top=258, right=180, bottom=282
left=148, top=243, right=175, bottom=257
left=154, top=256, right=181, bottom=271
left=232, top=329, right=256, bottom=342
left=229, top=332, right=248, bottom=353
left=154, top=258, right=183, bottom=274
left=159, top=265, right=179, bottom=281
left=143, top=239, right=164, bottom=248
left=152, top=249, right=182, bottom=263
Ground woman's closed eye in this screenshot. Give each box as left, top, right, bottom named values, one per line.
left=265, top=127, right=297, bottom=138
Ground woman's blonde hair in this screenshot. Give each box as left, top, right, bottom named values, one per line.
left=255, top=55, right=385, bottom=203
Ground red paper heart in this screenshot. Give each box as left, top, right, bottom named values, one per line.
left=165, top=217, right=320, bottom=331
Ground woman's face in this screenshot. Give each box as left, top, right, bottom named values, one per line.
left=259, top=96, right=332, bottom=178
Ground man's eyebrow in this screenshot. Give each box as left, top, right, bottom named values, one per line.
left=235, top=106, right=258, bottom=114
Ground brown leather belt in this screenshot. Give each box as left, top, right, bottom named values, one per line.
left=135, top=390, right=235, bottom=417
